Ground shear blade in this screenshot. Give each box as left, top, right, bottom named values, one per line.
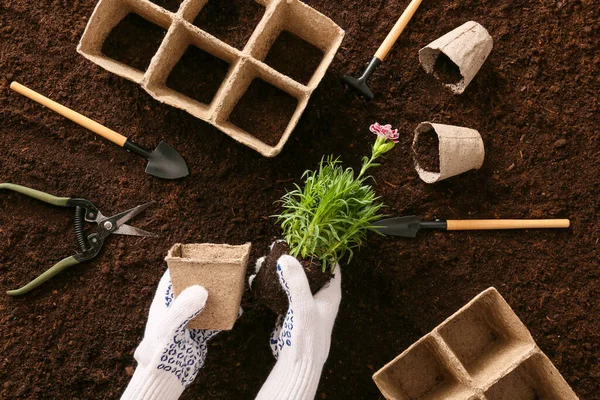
left=112, top=224, right=157, bottom=237
left=111, top=201, right=155, bottom=227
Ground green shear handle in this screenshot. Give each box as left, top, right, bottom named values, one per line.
left=6, top=256, right=80, bottom=296
left=0, top=183, right=71, bottom=206
left=1, top=183, right=99, bottom=296
left=1, top=182, right=155, bottom=296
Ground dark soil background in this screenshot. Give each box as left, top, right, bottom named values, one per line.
left=0, top=0, right=599, bottom=399
left=150, top=0, right=184, bottom=14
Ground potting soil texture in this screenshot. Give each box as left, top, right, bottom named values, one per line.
left=102, top=13, right=167, bottom=72
left=414, top=126, right=441, bottom=173
left=264, top=31, right=324, bottom=85
left=166, top=45, right=230, bottom=105
left=0, top=0, right=599, bottom=398
left=229, top=78, right=297, bottom=146
left=193, top=0, right=265, bottom=50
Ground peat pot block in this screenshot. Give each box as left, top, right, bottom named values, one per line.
left=165, top=242, right=251, bottom=330
left=372, top=288, right=578, bottom=400
left=78, top=0, right=344, bottom=157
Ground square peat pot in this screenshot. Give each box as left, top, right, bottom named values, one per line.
left=144, top=22, right=238, bottom=120
left=78, top=0, right=173, bottom=83
left=249, top=0, right=344, bottom=88
left=372, top=336, right=475, bottom=400
left=484, top=353, right=578, bottom=399
left=216, top=58, right=306, bottom=156
left=165, top=242, right=251, bottom=330
left=438, top=288, right=535, bottom=386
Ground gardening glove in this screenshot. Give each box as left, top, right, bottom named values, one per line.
left=255, top=255, right=342, bottom=400
left=122, top=269, right=231, bottom=400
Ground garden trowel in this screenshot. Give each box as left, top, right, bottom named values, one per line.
left=10, top=81, right=189, bottom=180
left=374, top=215, right=570, bottom=237
left=343, top=0, right=423, bottom=100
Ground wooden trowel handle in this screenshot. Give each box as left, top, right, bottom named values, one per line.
left=10, top=81, right=127, bottom=147
left=447, top=219, right=571, bottom=230
left=374, top=0, right=423, bottom=61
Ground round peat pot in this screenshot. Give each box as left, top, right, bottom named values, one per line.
left=419, top=21, right=493, bottom=94
left=412, top=122, right=485, bottom=184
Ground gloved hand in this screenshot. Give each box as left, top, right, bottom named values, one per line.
left=254, top=255, right=342, bottom=400
left=122, top=269, right=230, bottom=400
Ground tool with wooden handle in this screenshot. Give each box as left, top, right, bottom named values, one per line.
left=343, top=0, right=423, bottom=100
left=10, top=81, right=189, bottom=180
left=374, top=216, right=570, bottom=237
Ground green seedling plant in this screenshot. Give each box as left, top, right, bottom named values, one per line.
left=276, top=123, right=399, bottom=272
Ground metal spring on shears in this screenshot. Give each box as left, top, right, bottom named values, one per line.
left=74, top=206, right=88, bottom=252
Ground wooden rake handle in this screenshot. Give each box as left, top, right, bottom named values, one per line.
left=10, top=81, right=128, bottom=147
left=446, top=219, right=571, bottom=230
left=374, top=0, right=423, bottom=61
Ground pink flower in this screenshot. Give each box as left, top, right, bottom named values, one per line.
left=370, top=122, right=399, bottom=143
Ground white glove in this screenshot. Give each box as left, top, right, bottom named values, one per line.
left=121, top=270, right=226, bottom=400
left=255, top=255, right=342, bottom=400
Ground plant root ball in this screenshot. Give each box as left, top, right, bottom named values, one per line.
left=252, top=241, right=333, bottom=315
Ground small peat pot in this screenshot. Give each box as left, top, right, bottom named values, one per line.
left=165, top=242, right=251, bottom=330
left=372, top=288, right=577, bottom=400
left=251, top=241, right=332, bottom=315
left=412, top=122, right=484, bottom=183
left=419, top=21, right=493, bottom=94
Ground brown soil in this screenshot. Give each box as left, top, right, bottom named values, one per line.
left=102, top=13, right=167, bottom=72
left=193, top=0, right=264, bottom=50
left=149, top=0, right=184, bottom=13
left=252, top=241, right=333, bottom=315
left=229, top=78, right=297, bottom=146
left=264, top=31, right=324, bottom=85
left=1, top=0, right=599, bottom=399
left=433, top=52, right=463, bottom=84
left=166, top=45, right=229, bottom=104
left=414, top=126, right=440, bottom=172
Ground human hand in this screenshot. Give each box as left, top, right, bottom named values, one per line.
left=255, top=255, right=342, bottom=400
left=122, top=269, right=236, bottom=400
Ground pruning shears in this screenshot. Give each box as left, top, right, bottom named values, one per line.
left=1, top=183, right=157, bottom=296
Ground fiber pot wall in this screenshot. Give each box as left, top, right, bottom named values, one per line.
left=165, top=242, right=251, bottom=330
left=419, top=21, right=493, bottom=94
left=412, top=122, right=485, bottom=183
